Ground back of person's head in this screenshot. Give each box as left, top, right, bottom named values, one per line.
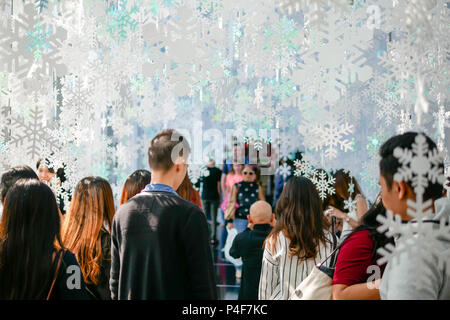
left=269, top=176, right=330, bottom=260
left=323, top=169, right=363, bottom=212
left=379, top=132, right=444, bottom=201
left=62, top=176, right=115, bottom=285
left=148, top=129, right=190, bottom=171
left=120, top=169, right=151, bottom=205
left=0, top=165, right=39, bottom=203
left=249, top=200, right=272, bottom=224
left=0, top=179, right=62, bottom=299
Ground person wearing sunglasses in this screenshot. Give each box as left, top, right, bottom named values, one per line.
left=225, top=165, right=266, bottom=233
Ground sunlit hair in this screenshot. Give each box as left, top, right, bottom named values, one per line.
left=120, top=169, right=151, bottom=205
left=0, top=179, right=62, bottom=299
left=176, top=173, right=201, bottom=207
left=62, top=176, right=115, bottom=285
left=266, top=176, right=330, bottom=260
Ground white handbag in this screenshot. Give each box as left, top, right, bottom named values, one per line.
left=223, top=227, right=243, bottom=267
left=290, top=219, right=339, bottom=300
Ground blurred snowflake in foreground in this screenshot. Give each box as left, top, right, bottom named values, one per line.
left=376, top=133, right=448, bottom=272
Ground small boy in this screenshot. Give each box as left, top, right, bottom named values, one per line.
left=230, top=200, right=274, bottom=300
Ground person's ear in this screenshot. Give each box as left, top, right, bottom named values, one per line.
left=397, top=181, right=407, bottom=200
left=174, top=157, right=185, bottom=172
left=270, top=214, right=274, bottom=223
left=247, top=215, right=253, bottom=224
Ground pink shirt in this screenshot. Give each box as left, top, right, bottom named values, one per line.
left=220, top=173, right=243, bottom=212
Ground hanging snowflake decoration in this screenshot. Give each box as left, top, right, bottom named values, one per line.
left=393, top=133, right=445, bottom=216
left=444, top=166, right=450, bottom=197
left=293, top=158, right=314, bottom=177
left=348, top=180, right=355, bottom=195
left=433, top=104, right=450, bottom=141
left=310, top=170, right=336, bottom=200
left=300, top=120, right=354, bottom=160
left=3, top=105, right=58, bottom=160
left=106, top=0, right=140, bottom=42
left=344, top=197, right=357, bottom=213
left=25, top=22, right=52, bottom=59
left=276, top=162, right=291, bottom=179
left=376, top=210, right=450, bottom=273
left=0, top=137, right=8, bottom=155
left=376, top=133, right=447, bottom=271
left=188, top=164, right=210, bottom=187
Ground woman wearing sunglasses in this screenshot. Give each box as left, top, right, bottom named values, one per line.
left=225, top=165, right=266, bottom=233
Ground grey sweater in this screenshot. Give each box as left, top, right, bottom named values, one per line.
left=380, top=197, right=450, bottom=300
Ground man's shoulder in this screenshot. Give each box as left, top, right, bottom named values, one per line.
left=116, top=192, right=196, bottom=217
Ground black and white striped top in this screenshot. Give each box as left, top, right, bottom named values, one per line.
left=258, top=230, right=334, bottom=300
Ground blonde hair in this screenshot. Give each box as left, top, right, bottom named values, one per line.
left=62, top=176, right=115, bottom=285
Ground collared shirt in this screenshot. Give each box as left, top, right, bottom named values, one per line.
left=142, top=183, right=179, bottom=196
left=259, top=230, right=335, bottom=300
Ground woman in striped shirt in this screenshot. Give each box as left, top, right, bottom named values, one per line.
left=259, top=176, right=335, bottom=300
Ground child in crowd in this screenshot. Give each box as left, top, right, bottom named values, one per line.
left=230, top=201, right=274, bottom=300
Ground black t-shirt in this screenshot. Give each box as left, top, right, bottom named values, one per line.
left=201, top=167, right=222, bottom=200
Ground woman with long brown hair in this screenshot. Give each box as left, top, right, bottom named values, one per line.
left=259, top=176, right=335, bottom=300
left=324, top=169, right=368, bottom=241
left=120, top=169, right=151, bottom=205
left=62, top=176, right=115, bottom=300
left=0, top=179, right=89, bottom=299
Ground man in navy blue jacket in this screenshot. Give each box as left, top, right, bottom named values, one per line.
left=110, top=129, right=217, bottom=299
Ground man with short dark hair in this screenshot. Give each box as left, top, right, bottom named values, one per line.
left=378, top=131, right=449, bottom=299
left=110, top=129, right=217, bottom=299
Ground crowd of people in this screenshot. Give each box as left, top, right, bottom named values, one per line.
left=0, top=129, right=448, bottom=300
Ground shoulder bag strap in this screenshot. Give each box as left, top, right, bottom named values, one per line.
left=46, top=249, right=66, bottom=300
left=318, top=217, right=339, bottom=268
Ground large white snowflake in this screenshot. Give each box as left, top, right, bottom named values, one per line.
left=2, top=105, right=58, bottom=160
left=188, top=164, right=210, bottom=187
left=393, top=133, right=445, bottom=211
left=293, top=158, right=314, bottom=177
left=276, top=162, right=292, bottom=179
left=310, top=170, right=336, bottom=200
left=375, top=93, right=399, bottom=126
left=299, top=120, right=354, bottom=160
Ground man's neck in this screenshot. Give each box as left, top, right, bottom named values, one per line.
left=150, top=174, right=177, bottom=190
